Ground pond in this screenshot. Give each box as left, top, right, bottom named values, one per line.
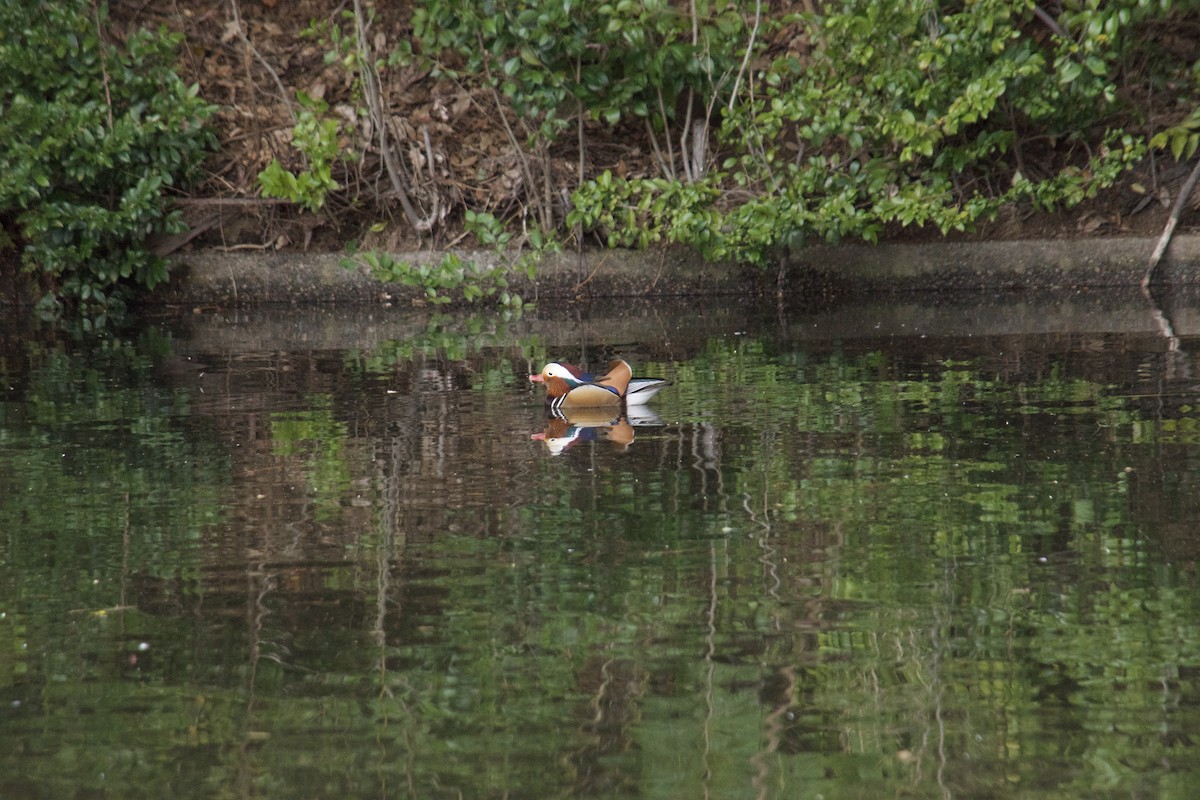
left=2, top=289, right=1199, bottom=799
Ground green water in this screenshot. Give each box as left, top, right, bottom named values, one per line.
left=2, top=295, right=1199, bottom=799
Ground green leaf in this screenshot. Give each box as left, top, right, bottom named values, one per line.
left=519, top=45, right=540, bottom=66
left=1085, top=56, right=1108, bottom=76
left=1059, top=60, right=1082, bottom=84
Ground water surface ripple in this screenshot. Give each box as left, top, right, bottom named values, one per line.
left=2, top=291, right=1199, bottom=799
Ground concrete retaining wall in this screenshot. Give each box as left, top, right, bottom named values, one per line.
left=7, top=233, right=1197, bottom=307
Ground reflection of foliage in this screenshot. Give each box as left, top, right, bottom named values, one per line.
left=0, top=331, right=228, bottom=780
left=346, top=312, right=546, bottom=389
left=4, top=327, right=1200, bottom=799
left=0, top=334, right=225, bottom=589
left=1134, top=410, right=1200, bottom=445
left=270, top=398, right=352, bottom=521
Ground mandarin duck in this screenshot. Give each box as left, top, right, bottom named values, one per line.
left=529, top=359, right=669, bottom=410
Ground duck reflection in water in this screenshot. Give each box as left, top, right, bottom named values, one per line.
left=532, top=406, right=664, bottom=455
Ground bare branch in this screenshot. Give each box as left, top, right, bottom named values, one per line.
left=645, top=118, right=674, bottom=180
left=352, top=0, right=435, bottom=232
left=1142, top=157, right=1200, bottom=290
left=227, top=0, right=295, bottom=127
left=1031, top=5, right=1067, bottom=38
left=728, top=0, right=762, bottom=113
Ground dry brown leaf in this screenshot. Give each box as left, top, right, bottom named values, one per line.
left=451, top=93, right=472, bottom=118
left=220, top=20, right=240, bottom=44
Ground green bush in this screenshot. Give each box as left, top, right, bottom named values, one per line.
left=568, top=0, right=1173, bottom=264
left=413, top=0, right=748, bottom=225
left=409, top=0, right=1175, bottom=265
left=0, top=0, right=215, bottom=312
left=415, top=0, right=720, bottom=138
left=342, top=208, right=545, bottom=312
left=258, top=92, right=343, bottom=212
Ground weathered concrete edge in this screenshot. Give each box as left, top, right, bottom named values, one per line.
left=154, top=246, right=748, bottom=305
left=152, top=234, right=1200, bottom=306
left=788, top=235, right=1200, bottom=292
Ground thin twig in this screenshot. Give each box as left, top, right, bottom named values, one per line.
left=576, top=55, right=586, bottom=185
left=696, top=66, right=735, bottom=180
left=540, top=140, right=556, bottom=231
left=680, top=0, right=701, bottom=182
left=421, top=125, right=438, bottom=186
left=1031, top=5, right=1066, bottom=38
left=228, top=0, right=295, bottom=127
left=645, top=118, right=673, bottom=179
left=681, top=88, right=696, bottom=182
left=92, top=1, right=114, bottom=130
left=353, top=0, right=434, bottom=231
left=656, top=89, right=678, bottom=180
left=728, top=0, right=762, bottom=113
left=480, top=67, right=544, bottom=228
left=571, top=251, right=611, bottom=293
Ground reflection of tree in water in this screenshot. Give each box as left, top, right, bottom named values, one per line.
left=10, top=306, right=1200, bottom=798
left=566, top=655, right=644, bottom=797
